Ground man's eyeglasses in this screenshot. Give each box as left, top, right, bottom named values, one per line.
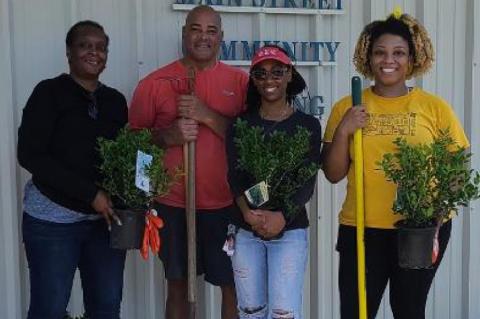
left=250, top=68, right=289, bottom=81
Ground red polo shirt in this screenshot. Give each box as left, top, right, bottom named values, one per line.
left=129, top=60, right=248, bottom=209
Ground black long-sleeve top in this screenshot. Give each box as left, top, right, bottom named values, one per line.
left=226, top=110, right=322, bottom=232
left=17, top=74, right=128, bottom=214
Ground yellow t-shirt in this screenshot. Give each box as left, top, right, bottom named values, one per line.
left=323, top=87, right=470, bottom=229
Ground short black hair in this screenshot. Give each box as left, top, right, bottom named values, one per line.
left=246, top=45, right=306, bottom=113
left=65, top=20, right=109, bottom=48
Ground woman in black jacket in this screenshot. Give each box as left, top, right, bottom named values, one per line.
left=17, top=20, right=127, bottom=319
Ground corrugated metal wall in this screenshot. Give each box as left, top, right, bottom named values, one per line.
left=0, top=0, right=479, bottom=318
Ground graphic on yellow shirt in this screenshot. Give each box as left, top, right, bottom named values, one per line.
left=364, top=113, right=416, bottom=136
left=324, top=87, right=469, bottom=229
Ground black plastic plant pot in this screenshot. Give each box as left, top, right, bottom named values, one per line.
left=397, top=224, right=437, bottom=269
left=110, top=209, right=146, bottom=250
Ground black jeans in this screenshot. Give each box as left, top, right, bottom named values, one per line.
left=336, top=220, right=451, bottom=319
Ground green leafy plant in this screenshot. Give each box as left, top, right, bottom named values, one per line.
left=234, top=118, right=319, bottom=218
left=98, top=127, right=174, bottom=210
left=378, top=130, right=480, bottom=227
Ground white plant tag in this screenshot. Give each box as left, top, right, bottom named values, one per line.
left=135, top=150, right=153, bottom=193
left=244, top=181, right=269, bottom=208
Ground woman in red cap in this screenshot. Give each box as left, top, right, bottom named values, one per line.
left=225, top=45, right=321, bottom=319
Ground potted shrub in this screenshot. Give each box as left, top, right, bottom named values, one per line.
left=379, top=130, right=480, bottom=268
left=97, top=127, right=174, bottom=250
left=233, top=118, right=320, bottom=220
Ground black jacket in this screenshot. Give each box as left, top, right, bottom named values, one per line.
left=226, top=110, right=322, bottom=232
left=18, top=74, right=128, bottom=214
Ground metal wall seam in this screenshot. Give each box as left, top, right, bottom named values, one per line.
left=462, top=0, right=480, bottom=318
left=0, top=0, right=22, bottom=318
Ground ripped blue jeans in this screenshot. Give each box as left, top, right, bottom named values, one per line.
left=231, top=228, right=308, bottom=319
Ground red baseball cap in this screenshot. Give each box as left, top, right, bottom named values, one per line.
left=250, top=46, right=292, bottom=70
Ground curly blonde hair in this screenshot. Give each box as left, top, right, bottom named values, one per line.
left=353, top=13, right=434, bottom=79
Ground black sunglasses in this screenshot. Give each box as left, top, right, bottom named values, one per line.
left=250, top=67, right=289, bottom=81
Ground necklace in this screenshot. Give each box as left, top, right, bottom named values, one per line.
left=259, top=105, right=292, bottom=121
left=372, top=85, right=411, bottom=97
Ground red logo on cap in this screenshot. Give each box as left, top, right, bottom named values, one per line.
left=251, top=46, right=292, bottom=69
left=257, top=47, right=279, bottom=57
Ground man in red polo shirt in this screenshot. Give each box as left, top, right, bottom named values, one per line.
left=129, top=5, right=248, bottom=319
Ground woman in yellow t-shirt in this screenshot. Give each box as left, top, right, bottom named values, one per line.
left=321, top=11, right=469, bottom=319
